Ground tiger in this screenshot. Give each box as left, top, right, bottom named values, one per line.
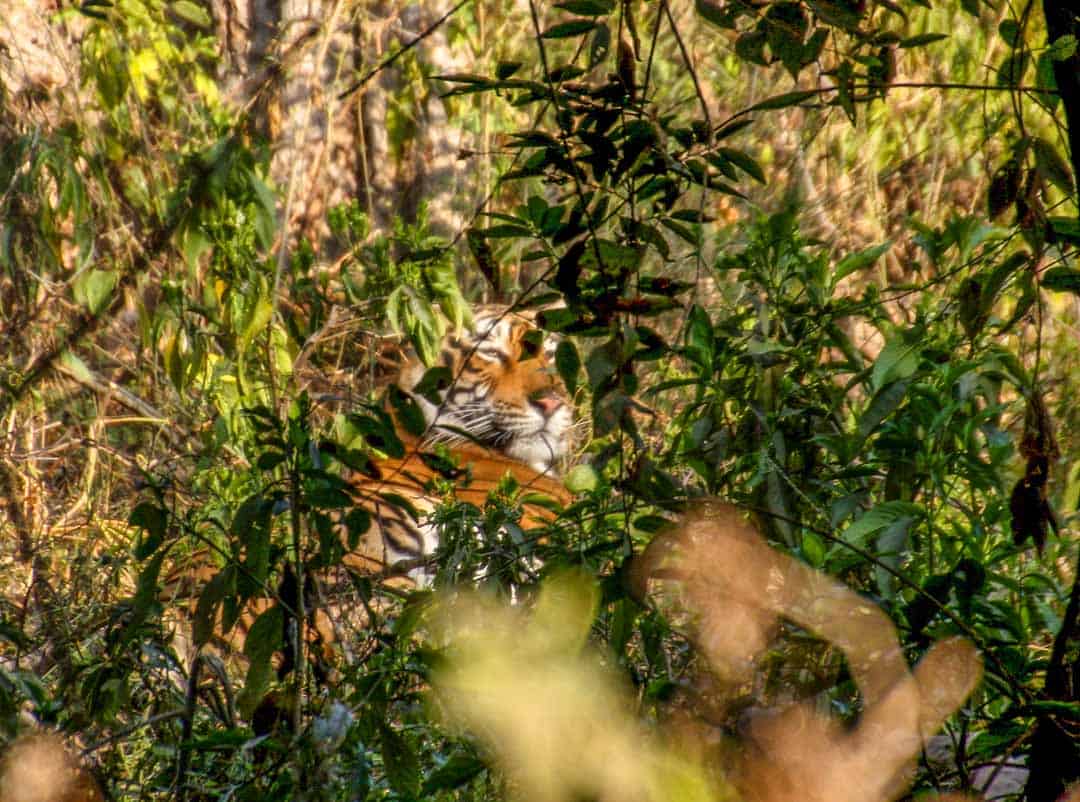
left=159, top=307, right=578, bottom=671
left=346, top=308, right=576, bottom=584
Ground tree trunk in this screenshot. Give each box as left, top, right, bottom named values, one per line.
left=1024, top=6, right=1080, bottom=798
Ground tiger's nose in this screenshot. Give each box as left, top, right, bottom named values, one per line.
left=530, top=391, right=564, bottom=418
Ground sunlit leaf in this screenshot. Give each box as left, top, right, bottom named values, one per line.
left=171, top=0, right=211, bottom=28
left=1041, top=267, right=1080, bottom=296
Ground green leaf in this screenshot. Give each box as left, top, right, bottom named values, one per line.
left=180, top=224, right=211, bottom=269
left=1047, top=34, right=1078, bottom=61
left=244, top=604, right=284, bottom=661
left=746, top=90, right=819, bottom=112
left=423, top=752, right=487, bottom=795
left=381, top=724, right=421, bottom=797
left=695, top=0, right=732, bottom=29
left=1049, top=216, right=1080, bottom=245
left=553, top=0, right=612, bottom=16
left=801, top=530, right=826, bottom=567
left=856, top=379, right=910, bottom=446
left=412, top=366, right=452, bottom=406
left=238, top=631, right=275, bottom=719
left=73, top=269, right=117, bottom=315
left=194, top=571, right=228, bottom=647
left=388, top=384, right=427, bottom=437
left=715, top=119, right=755, bottom=140
left=496, top=61, right=523, bottom=79
left=1041, top=267, right=1080, bottom=296
left=480, top=223, right=533, bottom=239
left=171, top=0, right=211, bottom=28
left=685, top=304, right=714, bottom=371
left=436, top=72, right=499, bottom=86
left=997, top=19, right=1021, bottom=48
left=842, top=501, right=922, bottom=546
left=875, top=515, right=916, bottom=598
left=235, top=498, right=272, bottom=591
left=580, top=239, right=643, bottom=271
left=899, top=32, right=949, bottom=48
left=129, top=551, right=165, bottom=633
left=541, top=19, right=598, bottom=39
left=565, top=463, right=600, bottom=493
left=130, top=501, right=168, bottom=559
left=807, top=0, right=862, bottom=32
left=555, top=339, right=581, bottom=398
left=833, top=241, right=891, bottom=287
left=1032, top=137, right=1074, bottom=193
left=718, top=147, right=766, bottom=183
left=585, top=340, right=619, bottom=391
left=871, top=334, right=918, bottom=390
left=735, top=30, right=769, bottom=66
left=996, top=51, right=1029, bottom=86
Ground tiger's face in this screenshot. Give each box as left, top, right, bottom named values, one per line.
left=397, top=310, right=574, bottom=474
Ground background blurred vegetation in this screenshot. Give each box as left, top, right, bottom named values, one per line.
left=1, top=0, right=1078, bottom=799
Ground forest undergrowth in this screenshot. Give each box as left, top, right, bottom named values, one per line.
left=1, top=0, right=1079, bottom=800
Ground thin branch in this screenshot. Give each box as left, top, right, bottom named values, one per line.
left=714, top=81, right=1062, bottom=132
left=660, top=0, right=711, bottom=130
left=338, top=0, right=472, bottom=102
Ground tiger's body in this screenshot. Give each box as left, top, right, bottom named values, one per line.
left=347, top=309, right=575, bottom=584
left=162, top=308, right=576, bottom=664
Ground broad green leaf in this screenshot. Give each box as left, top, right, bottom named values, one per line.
left=130, top=501, right=168, bottom=559
left=685, top=304, right=713, bottom=370
left=555, top=339, right=581, bottom=398
left=801, top=530, right=826, bottom=567
left=73, top=269, right=117, bottom=315
left=695, top=0, right=731, bottom=29
left=1032, top=137, right=1074, bottom=193
left=718, top=147, right=766, bottom=183
left=585, top=340, right=619, bottom=391
left=580, top=239, right=642, bottom=271
left=1041, top=267, right=1080, bottom=296
left=553, top=0, right=612, bottom=16
left=423, top=752, right=487, bottom=795
left=129, top=551, right=165, bottom=633
left=243, top=603, right=285, bottom=661
left=412, top=366, right=452, bottom=405
left=381, top=724, right=421, bottom=797
left=856, top=379, right=910, bottom=446
left=496, top=61, right=523, bottom=79
left=746, top=90, right=819, bottom=112
left=1047, top=34, right=1077, bottom=61
left=240, top=292, right=273, bottom=351
left=735, top=30, right=768, bottom=65
left=541, top=19, right=598, bottom=39
left=871, top=335, right=918, bottom=390
left=194, top=570, right=228, bottom=647
left=172, top=0, right=211, bottom=28
left=807, top=0, right=862, bottom=31
left=832, top=241, right=891, bottom=287
left=996, top=51, right=1028, bottom=86
left=1049, top=216, right=1080, bottom=245
left=237, top=651, right=274, bottom=719
left=997, top=19, right=1021, bottom=48
left=388, top=384, right=427, bottom=437
left=565, top=463, right=599, bottom=493
left=875, top=516, right=917, bottom=598
left=842, top=501, right=922, bottom=546
left=900, top=32, right=948, bottom=48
